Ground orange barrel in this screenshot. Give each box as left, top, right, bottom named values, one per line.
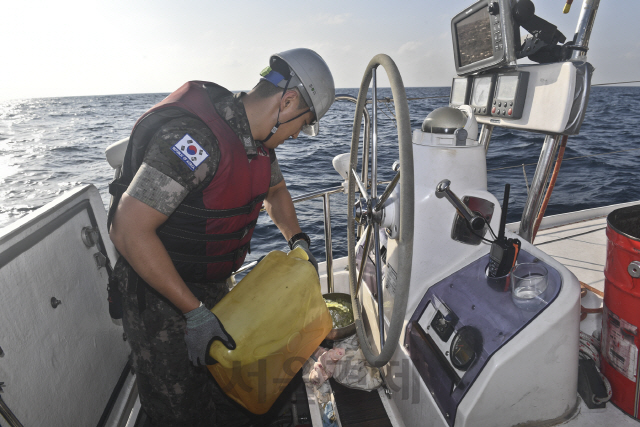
left=601, top=205, right=640, bottom=418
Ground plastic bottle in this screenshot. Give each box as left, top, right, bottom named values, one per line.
left=208, top=247, right=333, bottom=414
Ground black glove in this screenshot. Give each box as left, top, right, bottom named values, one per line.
left=184, top=303, right=235, bottom=366
left=292, top=239, right=318, bottom=274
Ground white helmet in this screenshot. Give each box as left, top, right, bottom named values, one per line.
left=261, top=48, right=335, bottom=136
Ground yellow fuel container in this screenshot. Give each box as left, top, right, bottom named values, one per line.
left=207, top=247, right=333, bottom=414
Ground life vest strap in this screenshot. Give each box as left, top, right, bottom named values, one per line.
left=108, top=179, right=129, bottom=196
left=174, top=193, right=267, bottom=219
left=158, top=220, right=257, bottom=242
left=167, top=243, right=250, bottom=264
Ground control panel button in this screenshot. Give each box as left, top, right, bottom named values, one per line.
left=508, top=108, right=513, bottom=116
left=491, top=107, right=496, bottom=114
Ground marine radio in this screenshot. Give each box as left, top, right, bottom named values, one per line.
left=487, top=184, right=520, bottom=278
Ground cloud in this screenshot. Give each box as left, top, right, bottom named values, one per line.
left=317, top=13, right=350, bottom=25
left=398, top=41, right=424, bottom=54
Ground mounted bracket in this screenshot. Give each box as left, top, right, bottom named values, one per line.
left=513, top=0, right=568, bottom=63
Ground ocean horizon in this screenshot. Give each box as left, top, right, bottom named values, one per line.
left=2, top=86, right=639, bottom=263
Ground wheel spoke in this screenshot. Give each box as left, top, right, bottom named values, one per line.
left=356, top=225, right=373, bottom=294
left=373, top=222, right=385, bottom=347
left=375, top=170, right=400, bottom=212
left=352, top=168, right=369, bottom=200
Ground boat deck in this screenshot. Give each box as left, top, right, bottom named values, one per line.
left=534, top=216, right=607, bottom=294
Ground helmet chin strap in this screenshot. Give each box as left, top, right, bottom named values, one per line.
left=257, top=77, right=310, bottom=144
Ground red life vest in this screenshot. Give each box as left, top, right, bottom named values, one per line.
left=109, top=81, right=271, bottom=282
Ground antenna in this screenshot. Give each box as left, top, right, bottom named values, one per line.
left=498, top=184, right=510, bottom=241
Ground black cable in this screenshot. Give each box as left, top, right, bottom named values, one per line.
left=465, top=220, right=497, bottom=245
left=486, top=222, right=498, bottom=240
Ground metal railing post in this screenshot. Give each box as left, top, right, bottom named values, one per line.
left=571, top=0, right=600, bottom=61
left=518, top=134, right=562, bottom=242
left=479, top=124, right=494, bottom=153
left=323, top=193, right=334, bottom=293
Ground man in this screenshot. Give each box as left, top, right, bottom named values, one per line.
left=108, top=48, right=335, bottom=426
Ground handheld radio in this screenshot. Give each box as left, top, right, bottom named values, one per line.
left=487, top=184, right=521, bottom=279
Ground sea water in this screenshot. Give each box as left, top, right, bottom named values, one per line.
left=1, top=86, right=640, bottom=265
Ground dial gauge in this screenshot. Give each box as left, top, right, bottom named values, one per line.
left=450, top=326, right=482, bottom=371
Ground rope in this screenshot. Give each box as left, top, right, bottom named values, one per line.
left=532, top=135, right=568, bottom=242
left=375, top=97, right=398, bottom=126
left=371, top=95, right=449, bottom=103
left=488, top=147, right=640, bottom=172
left=580, top=281, right=604, bottom=298
left=521, top=164, right=530, bottom=193
left=368, top=79, right=639, bottom=104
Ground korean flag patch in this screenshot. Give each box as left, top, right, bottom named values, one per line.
left=171, top=134, right=209, bottom=171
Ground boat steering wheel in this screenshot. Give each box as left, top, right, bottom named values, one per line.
left=347, top=54, right=414, bottom=367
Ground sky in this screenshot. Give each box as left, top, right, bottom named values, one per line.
left=2, top=0, right=638, bottom=101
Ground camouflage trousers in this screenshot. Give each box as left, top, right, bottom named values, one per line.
left=115, top=260, right=254, bottom=427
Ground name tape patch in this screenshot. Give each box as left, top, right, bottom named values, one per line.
left=171, top=134, right=209, bottom=171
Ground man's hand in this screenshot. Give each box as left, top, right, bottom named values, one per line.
left=292, top=240, right=318, bottom=274
left=184, top=303, right=236, bottom=366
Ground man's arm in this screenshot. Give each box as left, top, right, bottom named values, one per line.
left=263, top=179, right=301, bottom=242
left=110, top=193, right=200, bottom=314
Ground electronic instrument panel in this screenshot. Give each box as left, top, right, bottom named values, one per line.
left=491, top=71, right=529, bottom=119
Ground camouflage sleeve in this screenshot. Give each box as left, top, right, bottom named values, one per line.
left=125, top=117, right=220, bottom=216
left=269, top=149, right=284, bottom=187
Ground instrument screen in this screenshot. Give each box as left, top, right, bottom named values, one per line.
left=450, top=79, right=469, bottom=105
left=470, top=75, right=496, bottom=115
left=455, top=6, right=493, bottom=67
left=472, top=77, right=492, bottom=105
left=490, top=243, right=504, bottom=259
left=496, top=75, right=519, bottom=99
left=491, top=71, right=529, bottom=119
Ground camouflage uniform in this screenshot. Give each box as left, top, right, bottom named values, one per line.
left=116, top=91, right=282, bottom=427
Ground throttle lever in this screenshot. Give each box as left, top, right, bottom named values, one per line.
left=435, top=179, right=485, bottom=231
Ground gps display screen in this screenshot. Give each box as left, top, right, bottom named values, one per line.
left=456, top=7, right=493, bottom=67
